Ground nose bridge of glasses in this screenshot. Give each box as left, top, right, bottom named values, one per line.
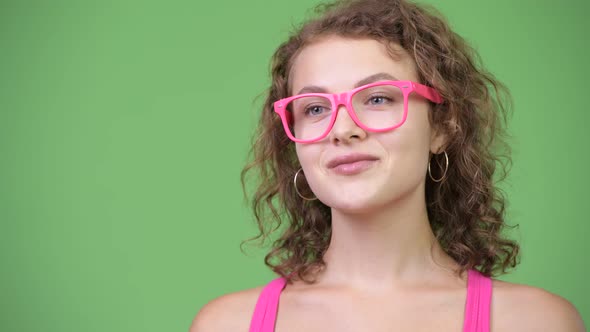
left=333, top=92, right=353, bottom=118
left=335, top=92, right=348, bottom=107
left=331, top=91, right=359, bottom=129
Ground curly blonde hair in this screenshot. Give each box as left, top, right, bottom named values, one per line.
left=241, top=0, right=519, bottom=283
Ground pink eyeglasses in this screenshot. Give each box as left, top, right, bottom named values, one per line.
left=274, top=80, right=443, bottom=143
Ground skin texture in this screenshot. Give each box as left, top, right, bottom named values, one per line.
left=190, top=36, right=586, bottom=332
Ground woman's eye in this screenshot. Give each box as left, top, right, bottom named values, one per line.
left=305, top=106, right=325, bottom=115
left=369, top=96, right=389, bottom=104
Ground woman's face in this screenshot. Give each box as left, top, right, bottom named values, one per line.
left=290, top=36, right=444, bottom=213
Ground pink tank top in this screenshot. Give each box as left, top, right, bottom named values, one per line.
left=249, top=269, right=492, bottom=332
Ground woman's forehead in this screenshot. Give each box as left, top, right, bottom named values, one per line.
left=288, top=36, right=418, bottom=94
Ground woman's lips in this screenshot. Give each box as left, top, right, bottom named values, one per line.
left=326, top=153, right=380, bottom=175
left=330, top=159, right=378, bottom=175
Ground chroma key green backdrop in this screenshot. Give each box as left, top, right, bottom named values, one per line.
left=1, top=0, right=588, bottom=330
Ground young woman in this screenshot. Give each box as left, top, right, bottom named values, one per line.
left=191, top=0, right=585, bottom=331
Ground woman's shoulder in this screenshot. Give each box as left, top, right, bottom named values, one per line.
left=189, top=284, right=266, bottom=332
left=490, top=278, right=585, bottom=331
left=187, top=277, right=586, bottom=332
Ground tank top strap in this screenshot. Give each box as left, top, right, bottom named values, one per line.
left=249, top=277, right=287, bottom=332
left=463, top=269, right=493, bottom=332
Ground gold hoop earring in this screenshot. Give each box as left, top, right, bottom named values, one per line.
left=428, top=150, right=449, bottom=183
left=294, top=168, right=318, bottom=201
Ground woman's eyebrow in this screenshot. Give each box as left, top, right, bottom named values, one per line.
left=295, top=72, right=399, bottom=95
left=354, top=72, right=399, bottom=87
left=296, top=85, right=328, bottom=95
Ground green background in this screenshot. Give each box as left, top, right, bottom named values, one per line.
left=1, top=0, right=588, bottom=330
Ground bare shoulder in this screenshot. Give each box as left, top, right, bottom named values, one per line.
left=189, top=284, right=265, bottom=332
left=491, top=278, right=586, bottom=332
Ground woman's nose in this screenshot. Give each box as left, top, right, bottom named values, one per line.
left=328, top=105, right=367, bottom=144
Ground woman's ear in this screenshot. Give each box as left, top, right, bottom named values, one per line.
left=430, top=114, right=458, bottom=154
left=429, top=126, right=448, bottom=154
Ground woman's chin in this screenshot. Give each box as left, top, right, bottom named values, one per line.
left=322, top=195, right=384, bottom=215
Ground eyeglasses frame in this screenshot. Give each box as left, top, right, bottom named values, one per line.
left=273, top=80, right=444, bottom=143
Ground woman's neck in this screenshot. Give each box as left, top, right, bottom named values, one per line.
left=316, top=185, right=462, bottom=292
